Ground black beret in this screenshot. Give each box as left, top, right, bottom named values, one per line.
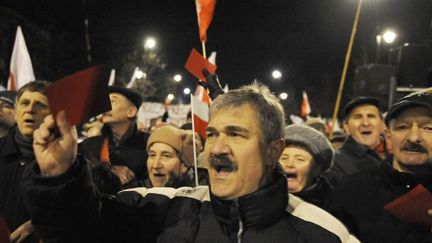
left=385, top=89, right=432, bottom=126
left=343, top=96, right=380, bottom=119
left=108, top=85, right=142, bottom=109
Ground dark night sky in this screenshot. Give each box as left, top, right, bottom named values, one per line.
left=0, top=0, right=431, bottom=116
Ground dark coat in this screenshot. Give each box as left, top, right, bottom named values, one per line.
left=323, top=162, right=432, bottom=243
left=79, top=123, right=149, bottom=191
left=0, top=128, right=39, bottom=243
left=21, top=158, right=340, bottom=243
left=324, top=136, right=384, bottom=187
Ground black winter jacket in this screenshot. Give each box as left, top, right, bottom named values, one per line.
left=324, top=136, right=383, bottom=187
left=79, top=123, right=149, bottom=192
left=21, top=158, right=340, bottom=243
left=324, top=162, right=432, bottom=243
left=0, top=128, right=39, bottom=243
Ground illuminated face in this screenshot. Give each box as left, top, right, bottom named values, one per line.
left=102, top=93, right=136, bottom=125
left=15, top=91, right=50, bottom=137
left=0, top=101, right=15, bottom=129
left=390, top=107, right=432, bottom=175
left=279, top=145, right=316, bottom=193
left=205, top=104, right=269, bottom=200
left=147, top=142, right=188, bottom=187
left=344, top=104, right=384, bottom=149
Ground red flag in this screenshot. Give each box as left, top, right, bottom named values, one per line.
left=7, top=26, right=35, bottom=91
left=191, top=94, right=209, bottom=140
left=195, top=0, right=217, bottom=42
left=300, top=91, right=311, bottom=117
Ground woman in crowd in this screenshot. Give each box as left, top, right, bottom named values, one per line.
left=279, top=124, right=334, bottom=206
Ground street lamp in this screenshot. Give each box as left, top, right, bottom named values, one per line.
left=167, top=93, right=175, bottom=101
left=183, top=88, right=191, bottom=95
left=144, top=38, right=156, bottom=49
left=173, top=74, right=182, bottom=82
left=135, top=70, right=146, bottom=79
left=382, top=30, right=397, bottom=44
left=279, top=92, right=288, bottom=100
left=272, top=70, right=282, bottom=79
left=376, top=30, right=397, bottom=63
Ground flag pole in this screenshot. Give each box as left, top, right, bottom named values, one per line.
left=201, top=41, right=207, bottom=59
left=190, top=94, right=199, bottom=187
left=329, top=0, right=363, bottom=139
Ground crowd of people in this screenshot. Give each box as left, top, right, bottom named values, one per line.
left=0, top=70, right=431, bottom=243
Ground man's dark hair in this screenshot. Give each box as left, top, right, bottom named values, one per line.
left=16, top=80, right=51, bottom=101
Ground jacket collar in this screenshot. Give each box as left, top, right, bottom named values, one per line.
left=382, top=162, right=432, bottom=190
left=210, top=168, right=288, bottom=232
left=101, top=121, right=137, bottom=145
left=342, top=136, right=381, bottom=160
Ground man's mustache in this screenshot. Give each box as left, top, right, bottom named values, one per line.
left=401, top=142, right=428, bottom=153
left=208, top=155, right=238, bottom=172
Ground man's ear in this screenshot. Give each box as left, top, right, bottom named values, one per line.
left=342, top=120, right=350, bottom=135
left=127, top=106, right=138, bottom=119
left=265, top=139, right=285, bottom=167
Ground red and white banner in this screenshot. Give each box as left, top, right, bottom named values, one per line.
left=7, top=26, right=35, bottom=91
left=191, top=94, right=209, bottom=140
left=301, top=91, right=311, bottom=118
left=195, top=0, right=216, bottom=42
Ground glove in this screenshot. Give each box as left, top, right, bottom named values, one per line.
left=199, top=68, right=225, bottom=100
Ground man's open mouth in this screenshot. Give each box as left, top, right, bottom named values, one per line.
left=360, top=131, right=372, bottom=135
left=24, top=118, right=35, bottom=124
left=285, top=173, right=297, bottom=179
left=153, top=173, right=166, bottom=178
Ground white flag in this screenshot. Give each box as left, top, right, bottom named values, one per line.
left=127, top=67, right=139, bottom=88
left=7, top=26, right=35, bottom=91
left=108, top=69, right=116, bottom=86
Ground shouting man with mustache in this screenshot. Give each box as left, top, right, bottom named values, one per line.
left=20, top=82, right=350, bottom=243
left=324, top=89, right=432, bottom=243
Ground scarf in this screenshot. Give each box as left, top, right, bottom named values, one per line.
left=14, top=127, right=35, bottom=160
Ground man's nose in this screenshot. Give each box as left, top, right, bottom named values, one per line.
left=407, top=125, right=421, bottom=143
left=361, top=116, right=371, bottom=126
left=210, top=134, right=231, bottom=155
left=25, top=102, right=37, bottom=114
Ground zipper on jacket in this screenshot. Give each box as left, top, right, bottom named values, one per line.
left=230, top=200, right=244, bottom=243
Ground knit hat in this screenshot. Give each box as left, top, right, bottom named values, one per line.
left=284, top=124, right=334, bottom=172
left=147, top=125, right=197, bottom=167
left=108, top=85, right=143, bottom=109
left=0, top=91, right=16, bottom=107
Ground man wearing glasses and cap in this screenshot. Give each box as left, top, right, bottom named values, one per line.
left=324, top=89, right=432, bottom=242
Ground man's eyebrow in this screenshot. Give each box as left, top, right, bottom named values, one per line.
left=205, top=126, right=248, bottom=133
left=206, top=127, right=217, bottom=133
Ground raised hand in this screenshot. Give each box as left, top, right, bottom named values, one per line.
left=111, top=165, right=136, bottom=185
left=33, top=111, right=78, bottom=177
left=199, top=68, right=225, bottom=100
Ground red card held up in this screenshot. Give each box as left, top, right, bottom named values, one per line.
left=184, top=48, right=217, bottom=83
left=47, top=65, right=111, bottom=126
left=0, top=216, right=10, bottom=243
left=384, top=184, right=432, bottom=226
